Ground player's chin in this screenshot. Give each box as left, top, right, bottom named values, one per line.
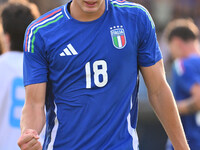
left=83, top=7, right=99, bottom=13
left=82, top=4, right=99, bottom=13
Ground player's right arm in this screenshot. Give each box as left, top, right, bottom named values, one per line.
left=19, top=13, right=49, bottom=149
left=18, top=83, right=46, bottom=150
left=177, top=84, right=200, bottom=115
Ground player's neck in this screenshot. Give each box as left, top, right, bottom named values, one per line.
left=70, top=0, right=105, bottom=22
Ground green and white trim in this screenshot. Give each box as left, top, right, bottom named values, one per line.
left=110, top=1, right=155, bottom=29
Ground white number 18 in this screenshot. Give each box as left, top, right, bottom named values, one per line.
left=85, top=60, right=108, bottom=88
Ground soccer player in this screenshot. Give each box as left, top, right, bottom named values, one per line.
left=165, top=19, right=200, bottom=150
left=18, top=0, right=190, bottom=149
left=0, top=2, right=40, bottom=150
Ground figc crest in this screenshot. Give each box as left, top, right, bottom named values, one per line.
left=110, top=25, right=126, bottom=49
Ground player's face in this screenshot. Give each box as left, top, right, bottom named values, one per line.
left=72, top=0, right=105, bottom=14
left=169, top=38, right=182, bottom=59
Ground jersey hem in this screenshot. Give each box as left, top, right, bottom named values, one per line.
left=139, top=56, right=163, bottom=67
left=24, top=79, right=48, bottom=86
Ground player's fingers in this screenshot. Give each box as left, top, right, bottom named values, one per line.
left=24, top=129, right=40, bottom=139
left=18, top=133, right=35, bottom=147
left=19, top=138, right=40, bottom=150
left=30, top=141, right=42, bottom=150
left=24, top=137, right=39, bottom=148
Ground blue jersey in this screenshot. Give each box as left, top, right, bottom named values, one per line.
left=23, top=0, right=162, bottom=149
left=171, top=55, right=200, bottom=150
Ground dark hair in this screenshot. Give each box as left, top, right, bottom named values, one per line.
left=165, top=19, right=199, bottom=42
left=0, top=2, right=39, bottom=52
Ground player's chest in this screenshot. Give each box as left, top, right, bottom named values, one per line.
left=46, top=21, right=138, bottom=71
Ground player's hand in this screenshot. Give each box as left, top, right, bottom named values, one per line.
left=190, top=84, right=200, bottom=111
left=18, top=129, right=42, bottom=150
left=192, top=96, right=200, bottom=110
left=192, top=97, right=200, bottom=111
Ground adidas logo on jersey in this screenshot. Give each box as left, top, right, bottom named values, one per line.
left=60, top=44, right=78, bottom=56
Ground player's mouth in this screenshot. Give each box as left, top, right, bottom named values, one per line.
left=84, top=1, right=97, bottom=7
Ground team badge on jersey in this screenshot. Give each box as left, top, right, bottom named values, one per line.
left=110, top=25, right=126, bottom=49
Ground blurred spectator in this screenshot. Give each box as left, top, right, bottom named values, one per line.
left=131, top=0, right=200, bottom=32
left=173, top=0, right=200, bottom=27
left=0, top=1, right=40, bottom=149
left=29, top=0, right=66, bottom=14
left=8, top=0, right=40, bottom=18
left=151, top=0, right=174, bottom=31
left=164, top=18, right=200, bottom=150
left=0, top=0, right=6, bottom=4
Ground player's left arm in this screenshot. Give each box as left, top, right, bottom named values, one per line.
left=140, top=59, right=190, bottom=150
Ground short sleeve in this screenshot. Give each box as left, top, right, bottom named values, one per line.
left=174, top=59, right=200, bottom=94
left=137, top=7, right=162, bottom=67
left=23, top=27, right=48, bottom=86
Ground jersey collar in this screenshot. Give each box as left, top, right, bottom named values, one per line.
left=63, top=0, right=109, bottom=20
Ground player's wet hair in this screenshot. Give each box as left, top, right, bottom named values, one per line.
left=165, top=19, right=199, bottom=42
left=0, top=1, right=40, bottom=52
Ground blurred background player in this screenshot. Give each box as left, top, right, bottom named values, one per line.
left=165, top=19, right=200, bottom=150
left=0, top=1, right=40, bottom=149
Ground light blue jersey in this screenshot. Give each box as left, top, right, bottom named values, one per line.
left=23, top=0, right=162, bottom=149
